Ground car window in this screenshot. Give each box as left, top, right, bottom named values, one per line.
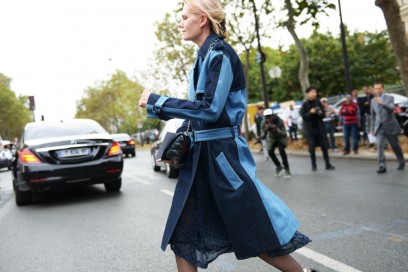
left=158, top=119, right=184, bottom=141
left=25, top=120, right=107, bottom=140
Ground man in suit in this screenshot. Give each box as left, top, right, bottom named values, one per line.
left=370, top=82, right=405, bottom=173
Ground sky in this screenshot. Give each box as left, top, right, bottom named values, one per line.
left=0, top=0, right=387, bottom=122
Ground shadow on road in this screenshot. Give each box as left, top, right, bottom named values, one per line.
left=26, top=185, right=122, bottom=207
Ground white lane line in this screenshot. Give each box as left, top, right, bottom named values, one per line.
left=122, top=174, right=151, bottom=185
left=160, top=189, right=174, bottom=197
left=297, top=247, right=363, bottom=272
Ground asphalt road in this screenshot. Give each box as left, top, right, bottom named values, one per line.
left=0, top=149, right=407, bottom=272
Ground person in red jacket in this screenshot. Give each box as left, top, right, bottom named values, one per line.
left=339, top=94, right=360, bottom=155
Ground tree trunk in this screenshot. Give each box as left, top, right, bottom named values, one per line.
left=376, top=0, right=408, bottom=96
left=285, top=0, right=310, bottom=99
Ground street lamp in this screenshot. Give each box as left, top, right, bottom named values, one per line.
left=338, top=0, right=352, bottom=93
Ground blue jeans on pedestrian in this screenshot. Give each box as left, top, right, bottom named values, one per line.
left=324, top=121, right=337, bottom=150
left=343, top=123, right=359, bottom=152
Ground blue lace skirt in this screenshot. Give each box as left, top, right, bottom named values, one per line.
left=169, top=174, right=311, bottom=269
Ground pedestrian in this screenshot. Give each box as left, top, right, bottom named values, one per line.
left=358, top=86, right=374, bottom=147
left=138, top=1, right=317, bottom=271
left=351, top=89, right=363, bottom=140
left=339, top=94, right=359, bottom=155
left=321, top=97, right=338, bottom=152
left=370, top=82, right=405, bottom=173
left=261, top=109, right=291, bottom=178
left=254, top=106, right=264, bottom=145
left=255, top=106, right=269, bottom=161
left=299, top=86, right=335, bottom=171
left=287, top=104, right=299, bottom=141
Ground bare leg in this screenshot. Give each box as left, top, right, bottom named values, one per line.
left=175, top=255, right=198, bottom=272
left=259, top=253, right=304, bottom=272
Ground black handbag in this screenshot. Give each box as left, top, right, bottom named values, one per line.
left=155, top=121, right=192, bottom=165
left=163, top=131, right=191, bottom=165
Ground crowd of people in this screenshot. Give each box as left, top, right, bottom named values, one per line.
left=254, top=84, right=406, bottom=175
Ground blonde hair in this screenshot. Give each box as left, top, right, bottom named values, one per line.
left=184, top=0, right=227, bottom=38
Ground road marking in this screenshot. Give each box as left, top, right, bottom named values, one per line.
left=122, top=173, right=151, bottom=185
left=160, top=189, right=174, bottom=197
left=297, top=247, right=363, bottom=272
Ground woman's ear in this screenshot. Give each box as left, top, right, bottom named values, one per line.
left=199, top=14, right=208, bottom=28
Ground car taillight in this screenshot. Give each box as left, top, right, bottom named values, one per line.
left=128, top=140, right=135, bottom=145
left=107, top=141, right=122, bottom=156
left=19, top=149, right=41, bottom=164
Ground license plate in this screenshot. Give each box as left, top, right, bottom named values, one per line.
left=58, top=148, right=91, bottom=158
left=120, top=143, right=126, bottom=147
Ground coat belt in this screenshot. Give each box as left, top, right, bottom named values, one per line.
left=191, top=126, right=239, bottom=142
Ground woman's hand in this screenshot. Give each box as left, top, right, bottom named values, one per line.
left=138, top=90, right=152, bottom=108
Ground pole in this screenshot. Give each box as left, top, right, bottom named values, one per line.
left=338, top=0, right=352, bottom=93
left=251, top=0, right=269, bottom=109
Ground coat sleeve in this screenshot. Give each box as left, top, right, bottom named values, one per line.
left=370, top=99, right=375, bottom=132
left=145, top=54, right=233, bottom=122
left=299, top=103, right=311, bottom=121
left=382, top=95, right=395, bottom=113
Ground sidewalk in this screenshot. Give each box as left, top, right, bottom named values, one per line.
left=250, top=142, right=408, bottom=162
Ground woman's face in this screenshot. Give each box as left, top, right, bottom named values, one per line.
left=179, top=4, right=206, bottom=44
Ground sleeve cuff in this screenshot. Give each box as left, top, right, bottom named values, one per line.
left=146, top=94, right=170, bottom=118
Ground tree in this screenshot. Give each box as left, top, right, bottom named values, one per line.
left=244, top=30, right=400, bottom=101
left=375, top=0, right=408, bottom=96
left=75, top=70, right=157, bottom=134
left=0, top=73, right=32, bottom=139
left=144, top=11, right=196, bottom=98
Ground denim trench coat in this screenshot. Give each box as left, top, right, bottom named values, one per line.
left=146, top=33, right=300, bottom=260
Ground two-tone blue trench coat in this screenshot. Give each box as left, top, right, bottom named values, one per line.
left=146, top=33, right=306, bottom=267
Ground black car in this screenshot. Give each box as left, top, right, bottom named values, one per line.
left=111, top=133, right=136, bottom=157
left=151, top=119, right=184, bottom=178
left=11, top=119, right=123, bottom=206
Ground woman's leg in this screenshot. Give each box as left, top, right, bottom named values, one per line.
left=259, top=253, right=303, bottom=272
left=175, top=256, right=198, bottom=272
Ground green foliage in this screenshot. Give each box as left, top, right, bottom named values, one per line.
left=0, top=73, right=32, bottom=140
left=244, top=30, right=400, bottom=102
left=153, top=12, right=196, bottom=85
left=75, top=70, right=155, bottom=134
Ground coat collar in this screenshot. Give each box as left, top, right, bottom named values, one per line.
left=197, top=33, right=223, bottom=58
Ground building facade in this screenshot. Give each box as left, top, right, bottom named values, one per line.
left=399, top=0, right=408, bottom=32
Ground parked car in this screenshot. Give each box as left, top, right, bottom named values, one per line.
left=151, top=118, right=184, bottom=178
left=0, top=140, right=13, bottom=171
left=11, top=119, right=123, bottom=206
left=111, top=133, right=136, bottom=157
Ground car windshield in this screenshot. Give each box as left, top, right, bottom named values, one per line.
left=111, top=134, right=131, bottom=141
left=24, top=120, right=107, bottom=140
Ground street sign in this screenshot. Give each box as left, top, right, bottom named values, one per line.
left=255, top=51, right=265, bottom=64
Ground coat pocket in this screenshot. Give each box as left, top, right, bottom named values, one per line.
left=215, top=152, right=244, bottom=190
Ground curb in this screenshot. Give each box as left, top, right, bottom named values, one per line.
left=251, top=148, right=407, bottom=162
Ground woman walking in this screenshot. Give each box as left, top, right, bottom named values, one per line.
left=138, top=1, right=317, bottom=271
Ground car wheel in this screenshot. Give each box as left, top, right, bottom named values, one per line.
left=152, top=154, right=160, bottom=171
left=15, top=188, right=32, bottom=206
left=104, top=178, right=122, bottom=192
left=165, top=163, right=179, bottom=179
left=131, top=152, right=136, bottom=157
